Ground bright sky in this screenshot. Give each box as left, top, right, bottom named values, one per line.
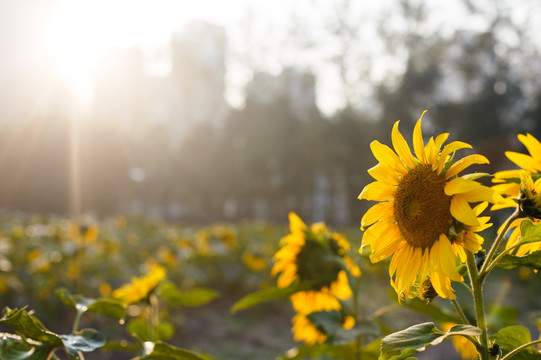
left=19, top=0, right=541, bottom=115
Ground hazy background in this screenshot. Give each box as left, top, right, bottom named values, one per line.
left=1, top=0, right=541, bottom=225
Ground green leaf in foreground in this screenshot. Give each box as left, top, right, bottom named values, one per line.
left=497, top=250, right=541, bottom=271
left=489, top=325, right=541, bottom=360
left=160, top=282, right=219, bottom=307
left=380, top=322, right=481, bottom=360
left=0, top=333, right=55, bottom=360
left=135, top=341, right=209, bottom=360
left=60, top=329, right=106, bottom=356
left=0, top=308, right=63, bottom=347
left=231, top=282, right=309, bottom=313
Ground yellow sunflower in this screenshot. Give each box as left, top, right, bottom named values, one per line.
left=493, top=133, right=541, bottom=211
left=359, top=111, right=501, bottom=300
left=271, top=212, right=360, bottom=297
left=492, top=134, right=541, bottom=255
left=272, top=213, right=360, bottom=344
left=112, top=264, right=166, bottom=305
left=290, top=291, right=356, bottom=345
left=290, top=291, right=341, bottom=344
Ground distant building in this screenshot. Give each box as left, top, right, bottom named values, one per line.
left=92, top=21, right=231, bottom=151
left=246, top=67, right=317, bottom=121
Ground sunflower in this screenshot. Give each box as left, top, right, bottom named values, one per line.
left=493, top=134, right=541, bottom=211
left=290, top=291, right=356, bottom=345
left=492, top=134, right=541, bottom=254
left=271, top=212, right=360, bottom=297
left=359, top=111, right=501, bottom=300
left=290, top=291, right=341, bottom=344
left=272, top=212, right=360, bottom=344
left=112, top=264, right=166, bottom=305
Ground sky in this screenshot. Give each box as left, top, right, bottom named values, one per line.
left=2, top=0, right=541, bottom=115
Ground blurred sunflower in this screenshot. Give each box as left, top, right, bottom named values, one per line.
left=359, top=111, right=501, bottom=300
left=492, top=134, right=541, bottom=255
left=271, top=212, right=360, bottom=296
left=272, top=213, right=360, bottom=344
left=112, top=264, right=166, bottom=305
left=442, top=322, right=478, bottom=359
left=290, top=291, right=356, bottom=345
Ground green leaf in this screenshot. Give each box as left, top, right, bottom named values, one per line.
left=306, top=311, right=380, bottom=345
left=497, top=250, right=541, bottom=271
left=60, top=329, right=106, bottom=356
left=380, top=322, right=481, bottom=360
left=519, top=220, right=541, bottom=245
left=1, top=308, right=63, bottom=347
left=0, top=333, right=55, bottom=360
left=160, top=282, right=219, bottom=307
left=487, top=304, right=518, bottom=330
left=55, top=288, right=126, bottom=320
left=87, top=298, right=127, bottom=320
left=135, top=341, right=207, bottom=360
left=156, top=322, right=175, bottom=341
left=489, top=326, right=541, bottom=360
left=230, top=282, right=310, bottom=313
left=127, top=318, right=150, bottom=341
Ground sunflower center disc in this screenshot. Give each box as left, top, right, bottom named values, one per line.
left=394, top=165, right=452, bottom=249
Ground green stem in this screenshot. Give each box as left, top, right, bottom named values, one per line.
left=466, top=251, right=489, bottom=360
left=500, top=339, right=541, bottom=360
left=481, top=241, right=524, bottom=277
left=352, top=277, right=362, bottom=360
left=368, top=304, right=400, bottom=321
left=148, top=293, right=160, bottom=342
left=72, top=310, right=83, bottom=333
left=479, top=208, right=521, bottom=277
left=451, top=299, right=471, bottom=325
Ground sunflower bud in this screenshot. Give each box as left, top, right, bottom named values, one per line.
left=517, top=171, right=541, bottom=220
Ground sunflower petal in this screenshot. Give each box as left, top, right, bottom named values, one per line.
left=460, top=187, right=503, bottom=204
left=435, top=133, right=450, bottom=150
left=425, top=137, right=438, bottom=170
left=505, top=151, right=541, bottom=172
left=450, top=196, right=480, bottom=226
left=437, top=141, right=472, bottom=174
left=370, top=141, right=406, bottom=173
left=367, top=163, right=400, bottom=185
left=445, top=177, right=482, bottom=195
left=430, top=267, right=455, bottom=299
left=493, top=169, right=521, bottom=181
left=391, top=121, right=416, bottom=169
left=519, top=133, right=541, bottom=160
left=370, top=225, right=403, bottom=262
left=362, top=217, right=395, bottom=247
left=361, top=201, right=394, bottom=230
left=492, top=182, right=519, bottom=197
left=435, top=234, right=462, bottom=282
left=413, top=111, right=427, bottom=164
left=358, top=181, right=395, bottom=201
left=289, top=212, right=307, bottom=234
left=446, top=154, right=489, bottom=179
left=491, top=197, right=518, bottom=210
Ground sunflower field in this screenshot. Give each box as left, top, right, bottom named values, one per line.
left=2, top=112, right=541, bottom=360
